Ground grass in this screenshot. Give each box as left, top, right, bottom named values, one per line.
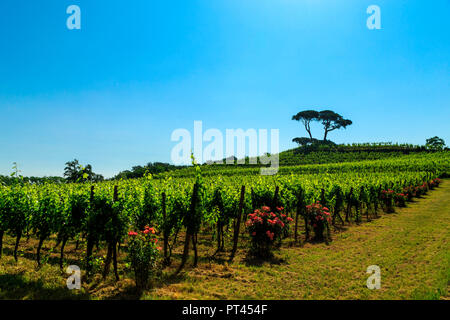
left=0, top=182, right=449, bottom=300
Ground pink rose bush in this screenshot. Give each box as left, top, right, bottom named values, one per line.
left=245, top=206, right=293, bottom=258
left=306, top=201, right=331, bottom=241
left=127, top=225, right=161, bottom=290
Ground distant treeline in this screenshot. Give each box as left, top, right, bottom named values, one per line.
left=0, top=175, right=66, bottom=186
left=291, top=141, right=433, bottom=154
left=113, top=162, right=185, bottom=180
left=3, top=142, right=447, bottom=183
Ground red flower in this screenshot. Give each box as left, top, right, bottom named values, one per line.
left=266, top=230, right=274, bottom=241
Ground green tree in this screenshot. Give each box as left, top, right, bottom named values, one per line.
left=292, top=137, right=320, bottom=147
left=292, top=110, right=320, bottom=142
left=425, top=136, right=445, bottom=151
left=318, top=110, right=352, bottom=141
left=64, top=159, right=104, bottom=183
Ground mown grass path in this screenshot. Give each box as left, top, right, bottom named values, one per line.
left=149, top=182, right=450, bottom=300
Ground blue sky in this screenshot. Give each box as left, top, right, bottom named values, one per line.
left=0, top=0, right=449, bottom=178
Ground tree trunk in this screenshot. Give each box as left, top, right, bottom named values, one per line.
left=323, top=129, right=328, bottom=141
left=306, top=122, right=313, bottom=142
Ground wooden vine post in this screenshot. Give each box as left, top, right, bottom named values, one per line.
left=86, top=185, right=95, bottom=275
left=345, top=187, right=353, bottom=223
left=112, top=186, right=120, bottom=280
left=229, top=185, right=245, bottom=262
left=161, top=192, right=171, bottom=266
left=272, top=186, right=279, bottom=209
left=102, top=185, right=120, bottom=280
left=332, top=189, right=345, bottom=226
left=294, top=188, right=304, bottom=244
left=0, top=230, right=3, bottom=259
left=177, top=182, right=199, bottom=274
left=13, top=228, right=21, bottom=262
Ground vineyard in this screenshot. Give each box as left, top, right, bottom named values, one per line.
left=0, top=152, right=449, bottom=296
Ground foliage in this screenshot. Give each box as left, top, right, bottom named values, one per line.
left=381, top=190, right=395, bottom=213
left=64, top=159, right=104, bottom=183
left=394, top=193, right=407, bottom=207
left=306, top=201, right=331, bottom=241
left=426, top=136, right=446, bottom=151
left=0, top=151, right=448, bottom=286
left=318, top=110, right=352, bottom=141
left=292, top=110, right=320, bottom=141
left=245, top=206, right=293, bottom=258
left=291, top=109, right=352, bottom=142
left=114, top=162, right=183, bottom=180
left=126, top=226, right=161, bottom=290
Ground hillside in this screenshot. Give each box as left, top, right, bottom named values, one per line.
left=155, top=144, right=443, bottom=179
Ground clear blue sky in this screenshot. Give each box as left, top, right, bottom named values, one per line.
left=0, top=0, right=449, bottom=178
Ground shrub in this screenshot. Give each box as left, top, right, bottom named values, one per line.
left=381, top=190, right=395, bottom=213
left=415, top=182, right=428, bottom=197
left=394, top=193, right=407, bottom=207
left=306, top=201, right=331, bottom=241
left=126, top=226, right=161, bottom=290
left=245, top=206, right=293, bottom=258
left=430, top=178, right=441, bottom=188
left=402, top=186, right=414, bottom=202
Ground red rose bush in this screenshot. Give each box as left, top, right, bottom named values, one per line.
left=306, top=201, right=331, bottom=241
left=126, top=225, right=161, bottom=290
left=245, top=206, right=293, bottom=258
